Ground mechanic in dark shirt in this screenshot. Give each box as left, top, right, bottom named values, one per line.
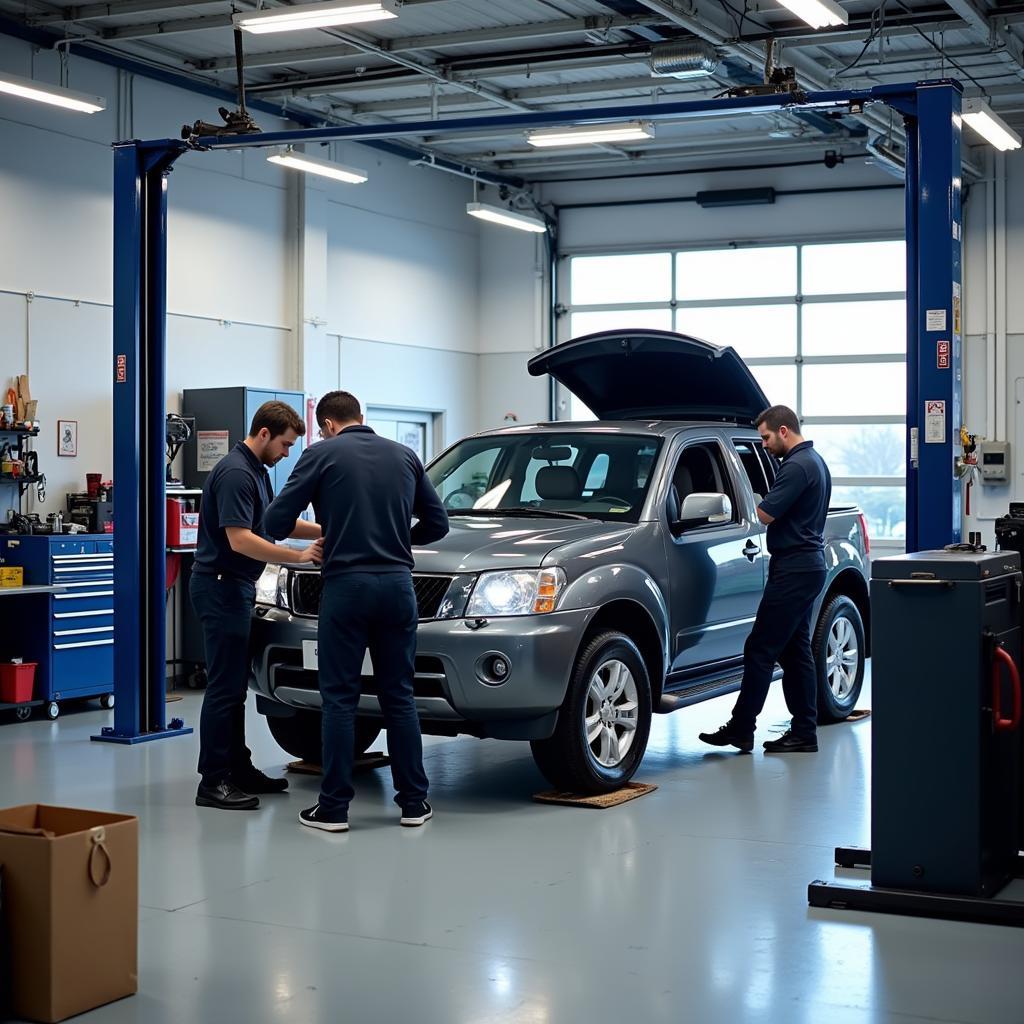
left=192, top=402, right=323, bottom=811
left=264, top=390, right=449, bottom=833
left=700, top=404, right=832, bottom=754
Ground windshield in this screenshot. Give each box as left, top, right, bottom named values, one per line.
left=427, top=432, right=662, bottom=522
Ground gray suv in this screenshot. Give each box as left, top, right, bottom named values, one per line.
left=249, top=331, right=870, bottom=793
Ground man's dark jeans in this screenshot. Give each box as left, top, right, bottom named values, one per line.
left=317, top=571, right=428, bottom=815
left=189, top=571, right=257, bottom=786
left=731, top=560, right=827, bottom=739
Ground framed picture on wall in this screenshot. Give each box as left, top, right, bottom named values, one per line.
left=57, top=419, right=78, bottom=458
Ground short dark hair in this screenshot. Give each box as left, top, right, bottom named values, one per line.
left=316, top=390, right=361, bottom=427
left=249, top=400, right=305, bottom=439
left=755, top=405, right=801, bottom=433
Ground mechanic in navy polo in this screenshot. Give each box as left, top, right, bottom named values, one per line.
left=191, top=401, right=323, bottom=812
left=700, top=404, right=832, bottom=755
left=264, top=390, right=449, bottom=834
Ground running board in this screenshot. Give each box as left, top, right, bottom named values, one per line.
left=658, top=668, right=782, bottom=713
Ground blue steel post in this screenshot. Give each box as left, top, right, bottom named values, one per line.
left=906, top=81, right=963, bottom=551
left=95, top=142, right=191, bottom=744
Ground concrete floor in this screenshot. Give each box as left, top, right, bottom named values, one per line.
left=1, top=666, right=1022, bottom=1023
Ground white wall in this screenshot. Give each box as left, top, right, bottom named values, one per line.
left=962, top=146, right=1024, bottom=545
left=0, top=32, right=483, bottom=519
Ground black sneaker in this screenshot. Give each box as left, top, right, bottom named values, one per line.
left=196, top=780, right=260, bottom=811
left=299, top=804, right=349, bottom=833
left=231, top=765, right=289, bottom=794
left=763, top=730, right=818, bottom=753
left=400, top=801, right=433, bottom=827
left=698, top=722, right=754, bottom=752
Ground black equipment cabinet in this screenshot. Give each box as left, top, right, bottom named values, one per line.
left=810, top=549, right=1024, bottom=926
left=871, top=551, right=1022, bottom=896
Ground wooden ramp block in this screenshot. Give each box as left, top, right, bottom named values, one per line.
left=533, top=782, right=657, bottom=809
left=287, top=752, right=392, bottom=776
left=845, top=709, right=871, bottom=722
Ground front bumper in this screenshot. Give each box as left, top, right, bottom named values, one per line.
left=248, top=604, right=598, bottom=741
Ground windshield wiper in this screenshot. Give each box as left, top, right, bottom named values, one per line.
left=448, top=507, right=589, bottom=521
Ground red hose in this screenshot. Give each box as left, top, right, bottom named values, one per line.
left=992, top=646, right=1022, bottom=733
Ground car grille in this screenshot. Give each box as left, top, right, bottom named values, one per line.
left=290, top=572, right=454, bottom=621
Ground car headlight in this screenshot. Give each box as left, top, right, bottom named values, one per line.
left=255, top=563, right=290, bottom=609
left=466, top=568, right=566, bottom=617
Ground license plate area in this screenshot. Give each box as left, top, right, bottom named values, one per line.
left=301, top=640, right=372, bottom=675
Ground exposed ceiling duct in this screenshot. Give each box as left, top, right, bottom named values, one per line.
left=649, top=38, right=720, bottom=79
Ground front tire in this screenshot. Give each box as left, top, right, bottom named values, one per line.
left=265, top=708, right=381, bottom=764
left=814, top=595, right=866, bottom=723
left=531, top=631, right=652, bottom=795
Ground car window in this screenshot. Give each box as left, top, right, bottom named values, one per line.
left=427, top=433, right=664, bottom=523
left=670, top=440, right=737, bottom=525
left=758, top=447, right=779, bottom=485
left=732, top=439, right=770, bottom=503
left=434, top=446, right=502, bottom=509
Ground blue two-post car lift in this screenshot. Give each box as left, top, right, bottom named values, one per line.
left=99, top=79, right=964, bottom=743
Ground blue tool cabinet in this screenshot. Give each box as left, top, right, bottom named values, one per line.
left=0, top=535, right=114, bottom=718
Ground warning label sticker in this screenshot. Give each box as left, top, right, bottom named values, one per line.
left=925, top=400, right=946, bottom=444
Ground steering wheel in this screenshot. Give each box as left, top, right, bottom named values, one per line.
left=592, top=495, right=632, bottom=506
left=443, top=488, right=477, bottom=510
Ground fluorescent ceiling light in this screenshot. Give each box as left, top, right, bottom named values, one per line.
left=775, top=0, right=847, bottom=29
left=267, top=147, right=368, bottom=183
left=234, top=0, right=398, bottom=34
left=526, top=121, right=655, bottom=148
left=962, top=98, right=1022, bottom=151
left=466, top=202, right=547, bottom=234
left=0, top=70, right=105, bottom=113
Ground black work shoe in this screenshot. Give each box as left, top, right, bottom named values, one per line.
left=763, top=730, right=818, bottom=753
left=299, top=804, right=349, bottom=833
left=698, top=722, right=754, bottom=752
left=196, top=780, right=260, bottom=810
left=400, top=801, right=433, bottom=827
left=231, top=765, right=289, bottom=794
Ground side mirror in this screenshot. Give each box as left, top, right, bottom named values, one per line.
left=677, top=492, right=732, bottom=530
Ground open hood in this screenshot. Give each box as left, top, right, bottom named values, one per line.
left=528, top=330, right=770, bottom=424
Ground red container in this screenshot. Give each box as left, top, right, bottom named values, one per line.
left=0, top=662, right=36, bottom=704
left=86, top=473, right=102, bottom=498
left=166, top=497, right=199, bottom=547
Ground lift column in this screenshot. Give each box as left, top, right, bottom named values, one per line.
left=905, top=80, right=964, bottom=551
left=96, top=141, right=191, bottom=745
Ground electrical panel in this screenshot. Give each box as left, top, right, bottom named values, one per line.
left=980, top=440, right=1010, bottom=483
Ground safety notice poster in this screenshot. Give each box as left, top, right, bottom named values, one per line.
left=197, top=430, right=230, bottom=471
left=925, top=400, right=946, bottom=444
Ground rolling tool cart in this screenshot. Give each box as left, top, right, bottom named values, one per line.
left=809, top=549, right=1024, bottom=926
left=0, top=535, right=115, bottom=719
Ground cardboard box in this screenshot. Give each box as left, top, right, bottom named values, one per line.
left=0, top=805, right=138, bottom=1023
left=0, top=566, right=23, bottom=588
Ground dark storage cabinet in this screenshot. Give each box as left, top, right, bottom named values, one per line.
left=182, top=387, right=306, bottom=495
left=870, top=550, right=1022, bottom=897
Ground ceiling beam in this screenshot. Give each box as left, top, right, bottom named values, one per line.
left=189, top=14, right=666, bottom=70
left=30, top=0, right=224, bottom=26
left=940, top=0, right=1024, bottom=74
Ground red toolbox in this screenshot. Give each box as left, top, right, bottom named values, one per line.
left=166, top=496, right=199, bottom=547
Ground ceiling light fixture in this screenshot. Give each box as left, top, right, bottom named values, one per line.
left=526, top=121, right=655, bottom=148
left=962, top=98, right=1022, bottom=151
left=0, top=70, right=105, bottom=113
left=466, top=202, right=547, bottom=234
left=234, top=0, right=399, bottom=34
left=267, top=147, right=368, bottom=183
left=774, top=0, right=847, bottom=29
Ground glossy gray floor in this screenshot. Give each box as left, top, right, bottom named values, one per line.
left=1, top=666, right=1021, bottom=1024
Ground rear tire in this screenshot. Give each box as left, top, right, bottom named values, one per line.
left=265, top=709, right=381, bottom=764
left=531, top=631, right=652, bottom=795
left=814, top=595, right=866, bottom=723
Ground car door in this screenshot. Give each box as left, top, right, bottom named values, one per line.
left=666, top=438, right=767, bottom=674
